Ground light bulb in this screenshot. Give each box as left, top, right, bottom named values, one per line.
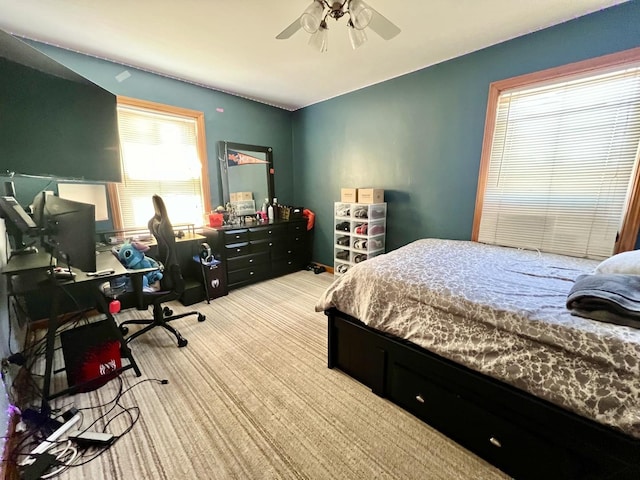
left=348, top=24, right=367, bottom=49
left=349, top=0, right=373, bottom=30
left=300, top=1, right=325, bottom=34
left=309, top=24, right=329, bottom=53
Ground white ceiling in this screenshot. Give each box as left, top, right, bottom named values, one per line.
left=0, top=0, right=628, bottom=111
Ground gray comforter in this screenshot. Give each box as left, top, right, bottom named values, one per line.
left=315, top=239, right=640, bottom=438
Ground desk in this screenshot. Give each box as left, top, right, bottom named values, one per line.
left=2, top=251, right=141, bottom=410
left=98, top=231, right=208, bottom=306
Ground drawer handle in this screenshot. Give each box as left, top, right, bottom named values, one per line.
left=489, top=437, right=502, bottom=448
left=415, top=394, right=425, bottom=404
left=235, top=234, right=241, bottom=239
left=250, top=271, right=255, bottom=276
left=236, top=248, right=241, bottom=252
left=268, top=230, right=272, bottom=234
left=249, top=259, right=254, bottom=263
left=287, top=250, right=292, bottom=254
left=269, top=242, right=273, bottom=246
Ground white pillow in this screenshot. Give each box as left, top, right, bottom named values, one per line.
left=594, top=250, right=640, bottom=274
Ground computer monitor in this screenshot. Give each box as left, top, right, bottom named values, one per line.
left=0, top=195, right=37, bottom=254
left=39, top=195, right=97, bottom=273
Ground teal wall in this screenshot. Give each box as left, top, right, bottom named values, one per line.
left=3, top=1, right=640, bottom=264
left=6, top=42, right=294, bottom=222
left=294, top=1, right=640, bottom=265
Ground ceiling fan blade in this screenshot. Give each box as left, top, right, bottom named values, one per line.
left=276, top=17, right=302, bottom=39
left=367, top=8, right=401, bottom=40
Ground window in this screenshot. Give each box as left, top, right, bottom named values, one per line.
left=473, top=48, right=640, bottom=259
left=109, top=96, right=211, bottom=230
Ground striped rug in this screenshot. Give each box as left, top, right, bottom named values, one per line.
left=44, top=270, right=507, bottom=479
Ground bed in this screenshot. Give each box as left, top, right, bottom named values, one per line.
left=315, top=239, right=640, bottom=479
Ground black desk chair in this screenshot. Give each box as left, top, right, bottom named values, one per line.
left=115, top=195, right=205, bottom=347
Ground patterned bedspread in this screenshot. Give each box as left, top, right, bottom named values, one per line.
left=315, top=239, right=640, bottom=438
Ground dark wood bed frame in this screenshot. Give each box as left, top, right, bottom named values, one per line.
left=326, top=308, right=640, bottom=480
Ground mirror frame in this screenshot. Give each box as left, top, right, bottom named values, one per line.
left=217, top=141, right=275, bottom=208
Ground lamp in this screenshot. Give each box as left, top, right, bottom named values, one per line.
left=301, top=1, right=324, bottom=33
left=348, top=20, right=367, bottom=49
left=276, top=0, right=400, bottom=51
left=349, top=0, right=373, bottom=30
left=309, top=20, right=329, bottom=53
left=300, top=0, right=374, bottom=52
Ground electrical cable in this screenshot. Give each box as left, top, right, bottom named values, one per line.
left=56, top=377, right=166, bottom=471
left=40, top=440, right=78, bottom=479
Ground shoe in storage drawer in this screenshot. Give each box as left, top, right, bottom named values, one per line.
left=227, top=252, right=268, bottom=271
left=249, top=225, right=286, bottom=240
left=225, top=242, right=250, bottom=258
left=224, top=229, right=249, bottom=244
left=389, top=362, right=576, bottom=480
left=228, top=263, right=270, bottom=284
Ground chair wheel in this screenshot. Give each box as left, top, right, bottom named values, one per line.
left=197, top=313, right=206, bottom=322
left=163, top=306, right=173, bottom=317
left=119, top=325, right=129, bottom=335
left=178, top=338, right=188, bottom=348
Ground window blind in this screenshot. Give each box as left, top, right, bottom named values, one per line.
left=116, top=105, right=205, bottom=229
left=478, top=67, right=640, bottom=259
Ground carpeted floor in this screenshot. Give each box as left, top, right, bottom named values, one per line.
left=38, top=270, right=508, bottom=479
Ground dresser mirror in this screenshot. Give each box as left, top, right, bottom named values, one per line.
left=217, top=141, right=274, bottom=214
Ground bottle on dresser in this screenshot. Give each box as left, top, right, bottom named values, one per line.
left=272, top=198, right=279, bottom=220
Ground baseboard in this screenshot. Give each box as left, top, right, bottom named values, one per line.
left=320, top=263, right=334, bottom=274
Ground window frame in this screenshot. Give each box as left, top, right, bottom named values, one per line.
left=472, top=46, right=640, bottom=254
left=108, top=96, right=212, bottom=231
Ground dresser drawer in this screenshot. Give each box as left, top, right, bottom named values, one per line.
left=288, top=221, right=307, bottom=234
left=289, top=232, right=307, bottom=246
left=250, top=238, right=288, bottom=256
left=249, top=225, right=286, bottom=241
left=227, top=252, right=268, bottom=271
left=225, top=242, right=250, bottom=258
left=272, top=257, right=306, bottom=275
left=228, top=264, right=270, bottom=285
left=223, top=229, right=249, bottom=244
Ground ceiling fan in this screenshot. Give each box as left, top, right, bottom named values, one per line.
left=276, top=0, right=401, bottom=52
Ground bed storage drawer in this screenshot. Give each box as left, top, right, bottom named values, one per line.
left=388, top=362, right=582, bottom=479
left=327, top=310, right=640, bottom=480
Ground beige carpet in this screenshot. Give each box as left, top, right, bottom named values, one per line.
left=40, top=270, right=507, bottom=479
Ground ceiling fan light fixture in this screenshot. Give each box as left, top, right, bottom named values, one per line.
left=349, top=0, right=373, bottom=30
left=309, top=22, right=329, bottom=53
left=300, top=0, right=325, bottom=34
left=348, top=21, right=367, bottom=49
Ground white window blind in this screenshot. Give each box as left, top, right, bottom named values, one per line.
left=478, top=67, right=640, bottom=259
left=116, top=105, right=205, bottom=229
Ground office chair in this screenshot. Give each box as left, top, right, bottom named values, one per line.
left=115, top=195, right=205, bottom=347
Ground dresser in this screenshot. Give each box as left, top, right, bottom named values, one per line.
left=204, top=218, right=311, bottom=289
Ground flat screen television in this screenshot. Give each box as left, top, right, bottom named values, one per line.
left=39, top=195, right=97, bottom=273
left=0, top=29, right=122, bottom=182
